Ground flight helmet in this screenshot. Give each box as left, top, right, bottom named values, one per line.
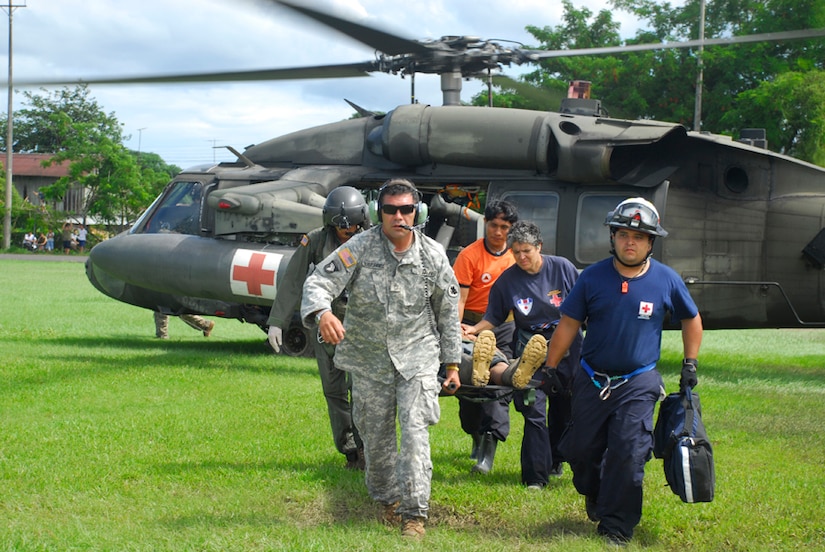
left=323, top=186, right=370, bottom=229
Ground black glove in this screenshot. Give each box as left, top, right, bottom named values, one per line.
left=542, top=366, right=565, bottom=396
left=680, top=358, right=698, bottom=391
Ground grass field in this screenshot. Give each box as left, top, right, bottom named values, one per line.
left=1, top=258, right=824, bottom=551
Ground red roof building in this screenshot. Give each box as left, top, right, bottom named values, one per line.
left=2, top=152, right=84, bottom=213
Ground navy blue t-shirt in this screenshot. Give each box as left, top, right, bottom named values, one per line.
left=561, top=257, right=698, bottom=372
left=485, top=255, right=580, bottom=338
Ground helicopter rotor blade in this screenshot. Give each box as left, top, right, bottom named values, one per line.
left=519, top=28, right=825, bottom=61
left=8, top=0, right=823, bottom=102
left=267, top=0, right=433, bottom=56
left=12, top=62, right=378, bottom=87
left=487, top=74, right=567, bottom=110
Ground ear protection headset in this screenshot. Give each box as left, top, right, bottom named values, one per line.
left=368, top=179, right=428, bottom=226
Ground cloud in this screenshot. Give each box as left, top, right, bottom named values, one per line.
left=0, top=0, right=643, bottom=169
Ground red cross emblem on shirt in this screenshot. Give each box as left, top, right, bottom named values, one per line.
left=638, top=301, right=654, bottom=318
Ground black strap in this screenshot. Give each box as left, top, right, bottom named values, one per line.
left=680, top=386, right=696, bottom=438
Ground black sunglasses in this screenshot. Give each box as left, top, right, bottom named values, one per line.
left=381, top=204, right=416, bottom=215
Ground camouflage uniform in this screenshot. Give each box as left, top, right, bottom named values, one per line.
left=302, top=225, right=462, bottom=520
left=267, top=226, right=360, bottom=458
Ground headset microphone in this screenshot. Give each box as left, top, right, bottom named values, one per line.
left=399, top=219, right=428, bottom=232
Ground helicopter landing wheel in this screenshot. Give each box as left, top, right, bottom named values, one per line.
left=282, top=324, right=309, bottom=357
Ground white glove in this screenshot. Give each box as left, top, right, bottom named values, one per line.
left=268, top=326, right=283, bottom=353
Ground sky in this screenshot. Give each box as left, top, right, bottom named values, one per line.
left=0, top=0, right=643, bottom=170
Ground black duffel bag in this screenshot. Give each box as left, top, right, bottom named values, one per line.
left=653, top=387, right=715, bottom=503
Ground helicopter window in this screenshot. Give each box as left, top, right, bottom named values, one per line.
left=576, top=194, right=627, bottom=264
left=498, top=192, right=558, bottom=255
left=144, top=181, right=204, bottom=235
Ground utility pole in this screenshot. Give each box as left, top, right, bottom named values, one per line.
left=2, top=0, right=25, bottom=250
left=693, top=0, right=706, bottom=132
left=137, top=127, right=146, bottom=158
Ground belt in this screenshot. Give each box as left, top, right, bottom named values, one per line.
left=462, top=310, right=484, bottom=324
left=580, top=358, right=657, bottom=400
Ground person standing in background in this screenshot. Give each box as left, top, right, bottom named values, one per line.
left=154, top=312, right=215, bottom=339
left=452, top=199, right=519, bottom=474
left=267, top=186, right=370, bottom=470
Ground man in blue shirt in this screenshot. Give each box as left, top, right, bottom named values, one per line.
left=545, top=197, right=703, bottom=545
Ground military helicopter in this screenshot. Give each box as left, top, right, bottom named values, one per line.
left=72, top=0, right=825, bottom=355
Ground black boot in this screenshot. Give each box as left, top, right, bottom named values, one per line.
left=470, top=433, right=482, bottom=460
left=471, top=433, right=498, bottom=474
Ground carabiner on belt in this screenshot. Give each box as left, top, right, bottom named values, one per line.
left=590, top=372, right=629, bottom=401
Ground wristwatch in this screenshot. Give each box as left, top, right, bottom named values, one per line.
left=314, top=309, right=330, bottom=324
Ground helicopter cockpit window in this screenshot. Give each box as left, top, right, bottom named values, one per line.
left=143, top=181, right=204, bottom=235
left=576, top=194, right=627, bottom=264
left=499, top=192, right=558, bottom=255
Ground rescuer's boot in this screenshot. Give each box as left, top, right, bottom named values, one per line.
left=470, top=432, right=482, bottom=460
left=471, top=432, right=499, bottom=474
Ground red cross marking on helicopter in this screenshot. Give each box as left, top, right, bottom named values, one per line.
left=230, top=249, right=282, bottom=298
left=233, top=253, right=275, bottom=296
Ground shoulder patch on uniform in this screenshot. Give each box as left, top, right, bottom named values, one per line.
left=300, top=234, right=309, bottom=247
left=338, top=247, right=357, bottom=268
left=448, top=284, right=459, bottom=298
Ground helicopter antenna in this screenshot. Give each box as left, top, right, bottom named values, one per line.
left=223, top=145, right=256, bottom=168
left=344, top=99, right=374, bottom=117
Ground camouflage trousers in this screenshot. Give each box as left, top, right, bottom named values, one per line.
left=352, top=369, right=441, bottom=520
left=154, top=312, right=211, bottom=338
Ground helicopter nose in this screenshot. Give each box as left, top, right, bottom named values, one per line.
left=86, top=243, right=127, bottom=300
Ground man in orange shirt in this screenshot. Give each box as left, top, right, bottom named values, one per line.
left=452, top=200, right=518, bottom=474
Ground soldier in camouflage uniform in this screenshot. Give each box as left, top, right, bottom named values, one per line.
left=154, top=312, right=214, bottom=338
left=302, top=179, right=462, bottom=539
left=267, top=186, right=370, bottom=470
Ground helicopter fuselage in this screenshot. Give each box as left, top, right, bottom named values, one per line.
left=86, top=104, right=825, bottom=353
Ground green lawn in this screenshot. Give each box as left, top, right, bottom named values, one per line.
left=1, top=258, right=824, bottom=551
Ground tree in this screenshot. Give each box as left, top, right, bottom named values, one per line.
left=722, top=71, right=825, bottom=165
left=0, top=85, right=123, bottom=153
left=1, top=85, right=176, bottom=227
left=476, top=0, right=825, bottom=165
left=0, top=169, right=58, bottom=246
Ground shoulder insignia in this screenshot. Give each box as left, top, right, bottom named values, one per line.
left=448, top=284, right=459, bottom=298
left=338, top=247, right=357, bottom=268
left=300, top=234, right=309, bottom=247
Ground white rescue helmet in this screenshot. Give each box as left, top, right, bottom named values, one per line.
left=605, top=197, right=668, bottom=238
left=323, top=186, right=370, bottom=230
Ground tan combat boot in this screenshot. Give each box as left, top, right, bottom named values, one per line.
left=401, top=517, right=426, bottom=538
left=502, top=334, right=547, bottom=388
left=470, top=330, right=496, bottom=386
left=381, top=502, right=401, bottom=527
